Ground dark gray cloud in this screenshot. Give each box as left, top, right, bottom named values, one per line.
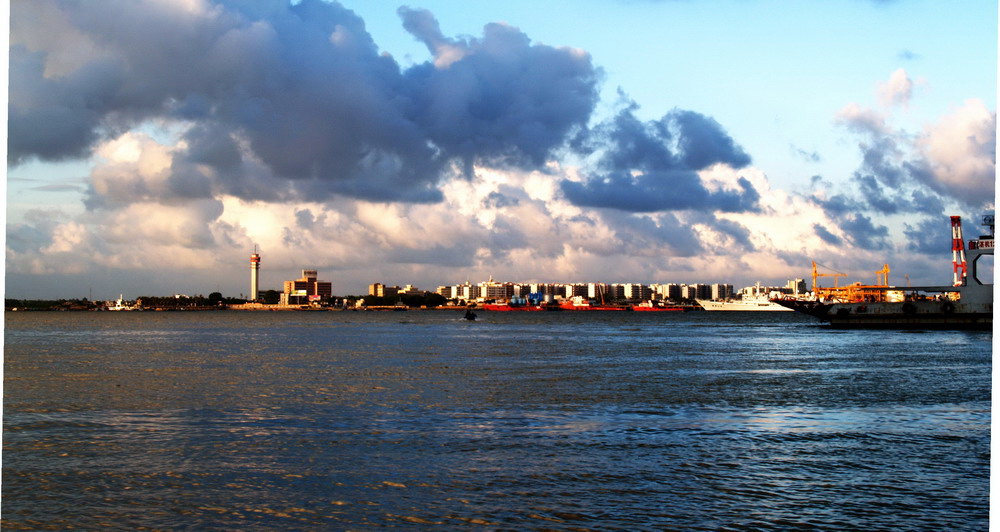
left=11, top=0, right=600, bottom=206
left=8, top=47, right=117, bottom=164
left=482, top=191, right=520, bottom=209
left=854, top=173, right=898, bottom=214
left=562, top=172, right=759, bottom=212
left=812, top=223, right=842, bottom=246
left=399, top=7, right=600, bottom=176
left=704, top=216, right=755, bottom=251
left=839, top=213, right=891, bottom=251
left=6, top=210, right=62, bottom=253
left=560, top=105, right=757, bottom=213
left=904, top=215, right=987, bottom=259
left=903, top=216, right=952, bottom=255
left=596, top=211, right=703, bottom=257
left=909, top=189, right=945, bottom=215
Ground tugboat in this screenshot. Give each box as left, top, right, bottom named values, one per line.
left=774, top=215, right=993, bottom=330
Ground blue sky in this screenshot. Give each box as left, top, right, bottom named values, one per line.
left=6, top=0, right=997, bottom=299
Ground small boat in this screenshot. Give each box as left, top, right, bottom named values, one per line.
left=464, top=309, right=478, bottom=321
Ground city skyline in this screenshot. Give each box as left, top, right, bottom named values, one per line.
left=6, top=0, right=997, bottom=300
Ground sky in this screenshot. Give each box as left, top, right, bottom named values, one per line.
left=5, top=0, right=997, bottom=300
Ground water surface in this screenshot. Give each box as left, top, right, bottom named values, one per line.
left=3, top=310, right=990, bottom=529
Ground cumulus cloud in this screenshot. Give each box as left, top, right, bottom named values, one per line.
left=913, top=99, right=996, bottom=206
left=10, top=0, right=600, bottom=204
left=560, top=104, right=758, bottom=213
left=399, top=8, right=600, bottom=175
left=822, top=71, right=994, bottom=251
left=6, top=7, right=995, bottom=297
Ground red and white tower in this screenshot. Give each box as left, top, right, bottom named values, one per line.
left=950, top=216, right=967, bottom=286
left=250, top=247, right=261, bottom=301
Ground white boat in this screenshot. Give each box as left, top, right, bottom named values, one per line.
left=108, top=294, right=142, bottom=311
left=697, top=283, right=793, bottom=311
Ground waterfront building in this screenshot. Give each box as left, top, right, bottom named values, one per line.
left=436, top=286, right=454, bottom=299
left=281, top=270, right=332, bottom=305
left=680, top=284, right=698, bottom=300
left=564, top=284, right=588, bottom=299
left=457, top=282, right=475, bottom=301
left=624, top=283, right=652, bottom=301
left=479, top=277, right=514, bottom=301
left=369, top=283, right=400, bottom=298
left=397, top=284, right=423, bottom=296
left=692, top=284, right=712, bottom=300
left=528, top=283, right=560, bottom=296
left=587, top=283, right=607, bottom=299
left=711, top=284, right=734, bottom=301
left=786, top=278, right=807, bottom=295
left=653, top=283, right=683, bottom=300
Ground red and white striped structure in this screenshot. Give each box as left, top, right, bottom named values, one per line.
left=950, top=216, right=967, bottom=286
left=250, top=247, right=261, bottom=301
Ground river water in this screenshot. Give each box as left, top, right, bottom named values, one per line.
left=2, top=310, right=991, bottom=529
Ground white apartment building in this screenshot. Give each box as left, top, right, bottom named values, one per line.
left=711, top=284, right=734, bottom=300
left=623, top=283, right=653, bottom=301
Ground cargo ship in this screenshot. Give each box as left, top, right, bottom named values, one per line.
left=774, top=215, right=993, bottom=330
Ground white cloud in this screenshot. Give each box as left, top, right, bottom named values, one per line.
left=877, top=68, right=914, bottom=108
left=835, top=102, right=888, bottom=135
left=915, top=98, right=996, bottom=207
left=4, top=149, right=918, bottom=295
left=42, top=222, right=88, bottom=255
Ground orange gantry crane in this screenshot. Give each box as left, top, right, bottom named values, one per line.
left=811, top=261, right=892, bottom=303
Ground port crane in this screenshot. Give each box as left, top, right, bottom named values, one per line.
left=812, top=261, right=893, bottom=302
left=875, top=264, right=890, bottom=286
left=811, top=261, right=847, bottom=290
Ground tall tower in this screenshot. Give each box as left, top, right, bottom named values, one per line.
left=250, top=246, right=261, bottom=301
left=950, top=216, right=967, bottom=286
